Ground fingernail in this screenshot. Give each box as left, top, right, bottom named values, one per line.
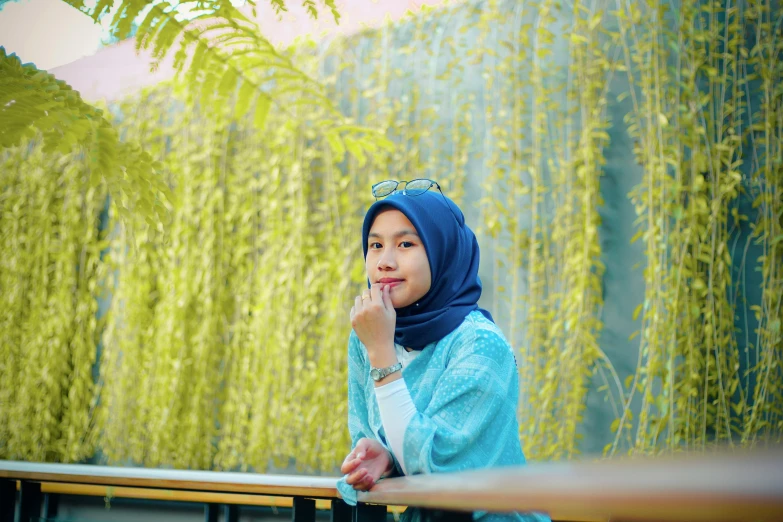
left=357, top=452, right=365, bottom=459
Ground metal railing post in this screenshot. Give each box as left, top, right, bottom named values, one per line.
left=204, top=503, right=220, bottom=522
left=223, top=504, right=238, bottom=522
left=0, top=479, right=15, bottom=522
left=42, top=493, right=59, bottom=520
left=292, top=497, right=316, bottom=521
left=353, top=503, right=386, bottom=522
left=17, top=481, right=42, bottom=522
left=330, top=499, right=352, bottom=522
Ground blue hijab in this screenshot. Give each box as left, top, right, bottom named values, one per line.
left=361, top=191, right=493, bottom=350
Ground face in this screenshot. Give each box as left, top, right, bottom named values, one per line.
left=366, top=209, right=432, bottom=309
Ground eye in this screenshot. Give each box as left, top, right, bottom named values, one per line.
left=369, top=242, right=382, bottom=249
left=400, top=241, right=414, bottom=248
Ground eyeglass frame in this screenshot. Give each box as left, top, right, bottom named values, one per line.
left=371, top=178, right=461, bottom=223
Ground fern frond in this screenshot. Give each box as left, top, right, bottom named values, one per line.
left=321, top=0, right=340, bottom=24
left=62, top=0, right=384, bottom=161
left=268, top=0, right=287, bottom=16
left=0, top=47, right=172, bottom=228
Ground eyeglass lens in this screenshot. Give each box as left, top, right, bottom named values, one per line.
left=404, top=179, right=433, bottom=195
left=373, top=180, right=399, bottom=198
left=373, top=179, right=434, bottom=198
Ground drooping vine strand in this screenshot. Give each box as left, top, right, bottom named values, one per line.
left=1, top=0, right=780, bottom=469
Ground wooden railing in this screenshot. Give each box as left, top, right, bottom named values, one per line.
left=2, top=447, right=783, bottom=522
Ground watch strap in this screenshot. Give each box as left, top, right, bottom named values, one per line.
left=371, top=362, right=402, bottom=381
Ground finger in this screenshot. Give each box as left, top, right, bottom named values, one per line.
left=342, top=449, right=354, bottom=465
left=347, top=468, right=367, bottom=485
left=350, top=471, right=371, bottom=490
left=354, top=296, right=363, bottom=316
left=343, top=456, right=363, bottom=475
left=349, top=306, right=355, bottom=321
left=362, top=289, right=372, bottom=303
left=341, top=457, right=360, bottom=475
left=340, top=449, right=357, bottom=471
left=381, top=284, right=393, bottom=309
left=361, top=470, right=377, bottom=488
left=357, top=475, right=375, bottom=491
left=370, top=284, right=383, bottom=307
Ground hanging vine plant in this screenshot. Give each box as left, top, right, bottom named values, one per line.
left=0, top=141, right=109, bottom=462
left=2, top=0, right=781, bottom=470
left=610, top=0, right=783, bottom=454
left=94, top=83, right=392, bottom=471
left=0, top=47, right=172, bottom=227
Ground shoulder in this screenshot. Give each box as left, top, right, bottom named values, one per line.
left=442, top=311, right=516, bottom=367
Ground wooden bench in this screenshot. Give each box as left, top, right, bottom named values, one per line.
left=2, top=447, right=783, bottom=522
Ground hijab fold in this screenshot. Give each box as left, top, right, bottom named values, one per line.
left=362, top=191, right=493, bottom=350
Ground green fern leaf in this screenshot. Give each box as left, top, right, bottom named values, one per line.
left=114, top=0, right=149, bottom=44
left=0, top=47, right=170, bottom=229
left=217, top=67, right=239, bottom=99
left=253, top=95, right=271, bottom=129
left=234, top=80, right=256, bottom=117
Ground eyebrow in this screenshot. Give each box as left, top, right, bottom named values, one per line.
left=368, top=230, right=420, bottom=240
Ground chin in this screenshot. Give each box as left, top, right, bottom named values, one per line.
left=392, top=297, right=414, bottom=309
left=389, top=295, right=403, bottom=308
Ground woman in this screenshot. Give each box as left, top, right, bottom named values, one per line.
left=337, top=180, right=548, bottom=522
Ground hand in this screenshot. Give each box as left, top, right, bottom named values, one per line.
left=350, top=284, right=396, bottom=366
left=341, top=438, right=394, bottom=491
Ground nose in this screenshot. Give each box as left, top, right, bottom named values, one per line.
left=377, top=248, right=397, bottom=271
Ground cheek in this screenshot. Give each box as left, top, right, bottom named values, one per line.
left=414, top=256, right=432, bottom=291
left=364, top=255, right=373, bottom=278
left=421, top=267, right=432, bottom=292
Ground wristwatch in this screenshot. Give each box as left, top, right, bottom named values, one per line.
left=370, top=362, right=402, bottom=382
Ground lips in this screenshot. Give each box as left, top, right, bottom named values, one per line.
left=378, top=278, right=404, bottom=288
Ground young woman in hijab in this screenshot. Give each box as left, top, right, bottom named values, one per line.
left=336, top=180, right=549, bottom=522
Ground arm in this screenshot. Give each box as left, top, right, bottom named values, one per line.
left=345, top=331, right=400, bottom=476
left=375, top=377, right=418, bottom=475
left=338, top=332, right=396, bottom=504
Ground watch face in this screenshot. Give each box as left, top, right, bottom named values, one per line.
left=370, top=368, right=382, bottom=381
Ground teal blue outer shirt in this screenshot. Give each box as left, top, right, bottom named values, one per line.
left=337, top=311, right=550, bottom=522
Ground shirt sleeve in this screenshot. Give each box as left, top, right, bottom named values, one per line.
left=401, top=327, right=523, bottom=476
left=346, top=331, right=371, bottom=445
left=337, top=331, right=402, bottom=506
left=375, top=377, right=418, bottom=475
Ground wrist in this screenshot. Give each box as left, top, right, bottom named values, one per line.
left=367, top=343, right=397, bottom=369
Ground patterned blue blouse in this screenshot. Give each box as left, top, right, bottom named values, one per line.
left=337, top=310, right=550, bottom=522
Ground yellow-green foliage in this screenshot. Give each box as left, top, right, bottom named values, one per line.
left=0, top=142, right=108, bottom=462
left=0, top=47, right=172, bottom=228
left=610, top=0, right=783, bottom=454
left=95, top=88, right=390, bottom=471
left=65, top=0, right=348, bottom=136
left=3, top=0, right=358, bottom=228
left=314, top=0, right=782, bottom=459
left=1, top=0, right=782, bottom=470
left=743, top=0, right=783, bottom=444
